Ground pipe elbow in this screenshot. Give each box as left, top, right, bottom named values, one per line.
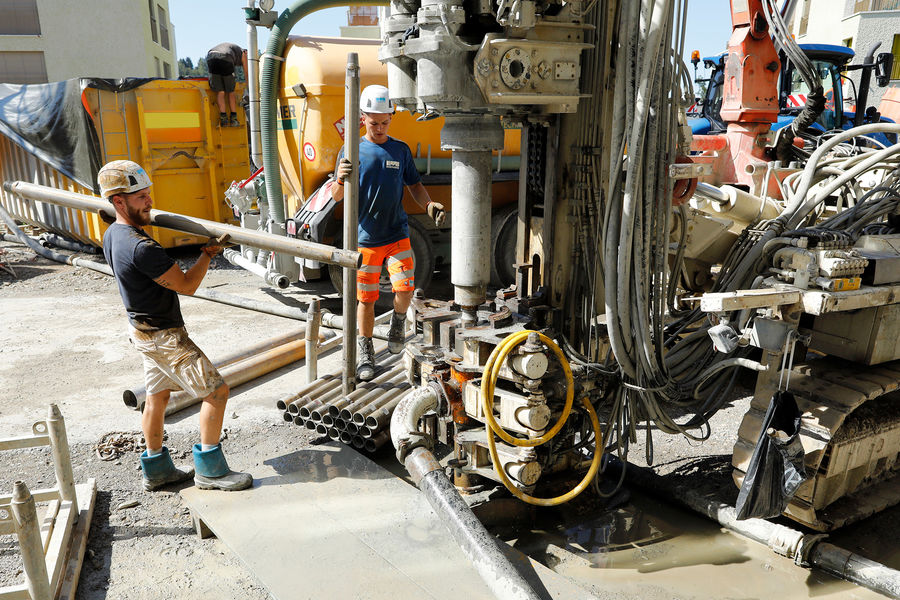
left=390, top=384, right=439, bottom=456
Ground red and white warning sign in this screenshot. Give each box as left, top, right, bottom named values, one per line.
left=786, top=94, right=807, bottom=108
left=303, top=142, right=316, bottom=162
left=333, top=115, right=366, bottom=141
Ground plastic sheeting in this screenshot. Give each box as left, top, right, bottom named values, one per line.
left=0, top=78, right=153, bottom=193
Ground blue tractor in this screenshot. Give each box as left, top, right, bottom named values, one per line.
left=690, top=43, right=895, bottom=144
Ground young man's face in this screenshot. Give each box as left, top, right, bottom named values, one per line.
left=363, top=112, right=392, bottom=144
left=112, top=188, right=153, bottom=226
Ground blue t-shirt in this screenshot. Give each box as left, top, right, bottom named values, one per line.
left=102, top=223, right=183, bottom=330
left=340, top=136, right=421, bottom=248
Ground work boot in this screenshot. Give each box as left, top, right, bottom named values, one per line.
left=192, top=444, right=253, bottom=491
left=229, top=113, right=239, bottom=127
left=140, top=447, right=194, bottom=491
left=357, top=336, right=376, bottom=382
left=387, top=311, right=407, bottom=354
left=219, top=112, right=228, bottom=127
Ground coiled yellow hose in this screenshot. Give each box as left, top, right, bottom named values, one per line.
left=481, top=330, right=604, bottom=506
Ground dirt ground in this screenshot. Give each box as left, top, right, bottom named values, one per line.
left=1, top=237, right=899, bottom=600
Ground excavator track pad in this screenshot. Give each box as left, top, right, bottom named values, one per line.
left=733, top=356, right=900, bottom=531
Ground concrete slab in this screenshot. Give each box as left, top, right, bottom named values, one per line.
left=181, top=443, right=595, bottom=600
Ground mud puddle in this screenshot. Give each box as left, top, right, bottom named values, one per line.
left=501, top=490, right=888, bottom=599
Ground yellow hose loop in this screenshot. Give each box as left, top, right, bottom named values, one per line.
left=481, top=330, right=574, bottom=447
left=487, top=396, right=604, bottom=506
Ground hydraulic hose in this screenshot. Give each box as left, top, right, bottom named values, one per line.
left=487, top=396, right=603, bottom=507
left=480, top=331, right=574, bottom=447
left=480, top=330, right=603, bottom=506
left=259, top=0, right=385, bottom=224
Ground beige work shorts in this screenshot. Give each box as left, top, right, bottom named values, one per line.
left=128, top=326, right=225, bottom=397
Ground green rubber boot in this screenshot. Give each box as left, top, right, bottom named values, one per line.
left=192, top=444, right=252, bottom=491
left=140, top=447, right=194, bottom=491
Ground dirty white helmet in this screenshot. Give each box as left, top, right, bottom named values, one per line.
left=360, top=85, right=394, bottom=114
left=98, top=160, right=152, bottom=199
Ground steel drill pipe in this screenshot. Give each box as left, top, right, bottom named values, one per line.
left=364, top=430, right=390, bottom=453
left=304, top=419, right=316, bottom=431
left=287, top=377, right=341, bottom=414
left=125, top=328, right=308, bottom=409
left=316, top=423, right=329, bottom=436
left=329, top=367, right=399, bottom=417
left=297, top=382, right=345, bottom=418
left=283, top=411, right=293, bottom=422
left=345, top=422, right=359, bottom=435
left=353, top=382, right=411, bottom=424
left=364, top=394, right=407, bottom=430
left=339, top=368, right=407, bottom=419
left=223, top=248, right=289, bottom=289
left=2, top=181, right=362, bottom=269
left=162, top=338, right=308, bottom=415
left=327, top=428, right=341, bottom=442
left=306, top=386, right=347, bottom=421
left=342, top=52, right=361, bottom=396
left=351, top=436, right=365, bottom=450
left=46, top=403, right=77, bottom=510
left=359, top=426, right=373, bottom=439
left=339, top=430, right=353, bottom=444
left=322, top=414, right=335, bottom=427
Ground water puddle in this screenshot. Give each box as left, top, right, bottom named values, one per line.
left=503, top=490, right=887, bottom=599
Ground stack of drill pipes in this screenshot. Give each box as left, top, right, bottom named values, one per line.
left=124, top=328, right=311, bottom=409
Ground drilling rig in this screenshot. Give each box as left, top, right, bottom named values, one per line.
left=375, top=0, right=900, bottom=535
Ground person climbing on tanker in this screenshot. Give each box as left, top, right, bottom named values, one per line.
left=331, top=84, right=446, bottom=382
left=205, top=42, right=248, bottom=127
left=99, top=160, right=252, bottom=492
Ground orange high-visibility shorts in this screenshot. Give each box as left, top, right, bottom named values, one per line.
left=357, top=238, right=415, bottom=303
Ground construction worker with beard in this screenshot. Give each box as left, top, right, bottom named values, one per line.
left=99, top=160, right=252, bottom=492
left=331, top=85, right=446, bottom=381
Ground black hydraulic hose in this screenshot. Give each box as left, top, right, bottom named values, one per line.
left=776, top=87, right=826, bottom=163
left=40, top=232, right=101, bottom=254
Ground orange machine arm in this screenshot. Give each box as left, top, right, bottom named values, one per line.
left=720, top=0, right=781, bottom=124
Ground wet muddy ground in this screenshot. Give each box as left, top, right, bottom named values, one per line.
left=1, top=238, right=898, bottom=599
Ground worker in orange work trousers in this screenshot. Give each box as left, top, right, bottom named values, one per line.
left=330, top=84, right=446, bottom=381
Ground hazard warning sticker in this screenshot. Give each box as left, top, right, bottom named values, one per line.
left=303, top=142, right=316, bottom=162
left=333, top=115, right=366, bottom=141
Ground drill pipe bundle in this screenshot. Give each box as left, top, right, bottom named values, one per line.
left=280, top=363, right=408, bottom=453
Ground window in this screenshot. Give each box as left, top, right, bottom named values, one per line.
left=854, top=0, right=900, bottom=11
left=0, top=51, right=48, bottom=84
left=157, top=5, right=170, bottom=50
left=148, top=0, right=158, bottom=43
left=155, top=57, right=161, bottom=77
left=799, top=0, right=811, bottom=36
left=892, top=34, right=900, bottom=80
left=1, top=0, right=41, bottom=35
left=843, top=37, right=853, bottom=49
left=163, top=62, right=171, bottom=79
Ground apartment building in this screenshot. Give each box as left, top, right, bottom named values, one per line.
left=0, top=0, right=178, bottom=84
left=791, top=0, right=900, bottom=107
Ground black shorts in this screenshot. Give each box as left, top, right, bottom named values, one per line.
left=207, top=55, right=236, bottom=93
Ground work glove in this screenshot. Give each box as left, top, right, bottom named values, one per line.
left=426, top=201, right=446, bottom=227
left=336, top=158, right=353, bottom=185
left=202, top=234, right=230, bottom=258
left=98, top=208, right=116, bottom=225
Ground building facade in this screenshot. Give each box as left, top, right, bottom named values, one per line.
left=0, top=0, right=178, bottom=84
left=791, top=0, right=900, bottom=108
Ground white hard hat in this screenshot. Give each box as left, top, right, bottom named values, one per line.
left=360, top=85, right=394, bottom=114
left=98, top=160, right=152, bottom=198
